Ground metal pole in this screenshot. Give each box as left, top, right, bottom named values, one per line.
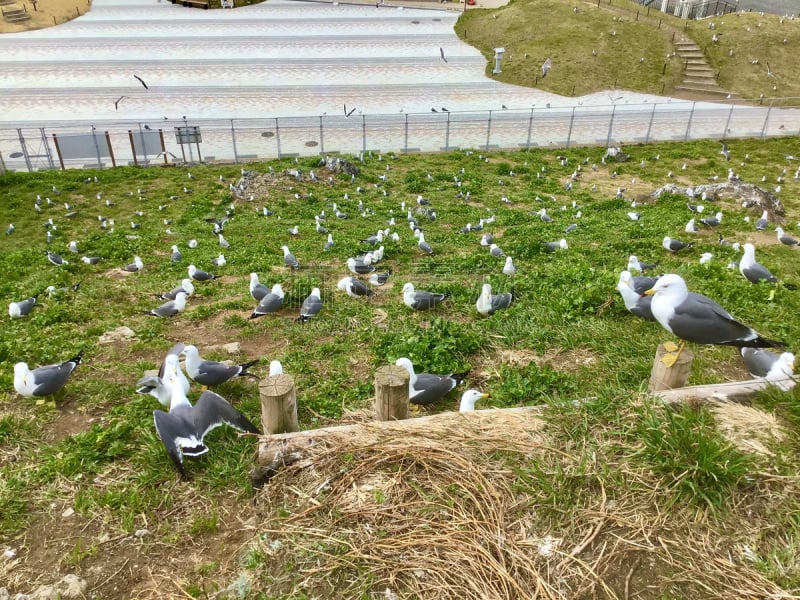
left=760, top=101, right=773, bottom=139
left=722, top=104, right=734, bottom=139
left=645, top=103, right=656, bottom=143
left=275, top=117, right=281, bottom=159
left=683, top=101, right=696, bottom=141
left=525, top=107, right=534, bottom=149
left=90, top=125, right=103, bottom=169
left=230, top=119, right=239, bottom=163
left=605, top=105, right=616, bottom=147
left=319, top=115, right=324, bottom=154
left=485, top=110, right=492, bottom=151
left=444, top=111, right=450, bottom=151
left=40, top=127, right=55, bottom=169
left=17, top=128, right=32, bottom=172
left=184, top=118, right=194, bottom=164
left=403, top=113, right=408, bottom=153
left=565, top=106, right=576, bottom=148
left=362, top=114, right=366, bottom=153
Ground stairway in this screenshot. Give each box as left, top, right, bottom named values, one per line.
left=673, top=39, right=738, bottom=100
left=1, top=4, right=31, bottom=22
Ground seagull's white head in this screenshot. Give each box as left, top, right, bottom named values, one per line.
left=395, top=357, right=417, bottom=386
left=337, top=277, right=350, bottom=292
left=269, top=360, right=283, bottom=377
left=188, top=264, right=197, bottom=276
left=645, top=274, right=688, bottom=301
left=459, top=389, right=490, bottom=412
left=402, top=282, right=415, bottom=294
left=310, top=287, right=321, bottom=299
left=271, top=283, right=285, bottom=297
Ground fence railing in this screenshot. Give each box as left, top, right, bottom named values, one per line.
left=632, top=0, right=738, bottom=19
left=1, top=99, right=799, bottom=172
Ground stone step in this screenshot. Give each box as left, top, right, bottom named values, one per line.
left=683, top=76, right=720, bottom=86
left=677, top=52, right=705, bottom=59
left=675, top=84, right=736, bottom=98
left=675, top=43, right=701, bottom=50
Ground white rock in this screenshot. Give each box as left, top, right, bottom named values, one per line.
left=61, top=507, right=75, bottom=518
left=98, top=326, right=136, bottom=345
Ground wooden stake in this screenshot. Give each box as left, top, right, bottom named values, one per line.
left=373, top=365, right=409, bottom=422
left=259, top=373, right=299, bottom=434
left=648, top=343, right=694, bottom=392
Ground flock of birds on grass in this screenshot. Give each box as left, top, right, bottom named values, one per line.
left=7, top=142, right=799, bottom=477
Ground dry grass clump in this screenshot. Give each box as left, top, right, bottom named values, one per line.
left=249, top=409, right=794, bottom=599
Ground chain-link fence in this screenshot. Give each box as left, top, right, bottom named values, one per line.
left=1, top=98, right=798, bottom=172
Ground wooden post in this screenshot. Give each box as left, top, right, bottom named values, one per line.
left=259, top=373, right=299, bottom=434
left=373, top=365, right=409, bottom=421
left=648, top=343, right=694, bottom=392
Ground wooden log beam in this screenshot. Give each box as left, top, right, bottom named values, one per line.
left=651, top=376, right=796, bottom=405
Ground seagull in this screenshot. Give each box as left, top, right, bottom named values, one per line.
left=153, top=370, right=259, bottom=480
left=545, top=239, right=568, bottom=251
left=14, top=350, right=83, bottom=398
left=218, top=234, right=230, bottom=249
left=685, top=218, right=698, bottom=233
left=395, top=357, right=470, bottom=406
left=686, top=202, right=705, bottom=213
left=644, top=274, right=784, bottom=366
left=627, top=255, right=657, bottom=272
left=122, top=256, right=144, bottom=272
left=181, top=345, right=259, bottom=386
left=343, top=104, right=356, bottom=119
left=476, top=283, right=515, bottom=316
left=114, top=95, right=127, bottom=110
left=250, top=284, right=285, bottom=319
left=9, top=295, right=39, bottom=319
left=766, top=62, right=776, bottom=78
left=347, top=256, right=376, bottom=275
left=489, top=243, right=505, bottom=258
left=297, top=287, right=323, bottom=322
left=417, top=232, right=434, bottom=255
left=6, top=224, right=13, bottom=235
left=133, top=74, right=149, bottom=89
left=616, top=271, right=655, bottom=321
left=45, top=250, right=67, bottom=266
left=755, top=210, right=769, bottom=230
left=337, top=276, right=374, bottom=298
left=136, top=350, right=189, bottom=407
left=324, top=233, right=334, bottom=250
left=369, top=270, right=392, bottom=286
left=541, top=57, right=552, bottom=77
left=776, top=227, right=799, bottom=246
left=282, top=245, right=299, bottom=269
left=663, top=236, right=693, bottom=252
left=402, top=283, right=449, bottom=311
left=739, top=243, right=777, bottom=284
left=440, top=47, right=448, bottom=63
left=147, top=292, right=188, bottom=318
left=188, top=264, right=219, bottom=281
left=700, top=212, right=723, bottom=227
left=171, top=245, right=183, bottom=262
left=720, top=142, right=731, bottom=161
left=740, top=347, right=795, bottom=381
left=459, top=390, right=490, bottom=412
left=159, top=278, right=194, bottom=301
left=249, top=272, right=270, bottom=302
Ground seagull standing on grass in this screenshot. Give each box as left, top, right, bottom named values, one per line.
left=476, top=283, right=515, bottom=316
left=14, top=351, right=83, bottom=398
left=395, top=357, right=470, bottom=406
left=739, top=243, right=778, bottom=284
left=181, top=345, right=260, bottom=386
left=250, top=284, right=285, bottom=319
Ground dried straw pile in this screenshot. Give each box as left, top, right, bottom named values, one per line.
left=251, top=408, right=793, bottom=599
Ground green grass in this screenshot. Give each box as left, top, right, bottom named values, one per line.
left=1, top=138, right=800, bottom=595
left=456, top=0, right=800, bottom=101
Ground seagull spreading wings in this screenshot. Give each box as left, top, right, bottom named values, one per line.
left=133, top=74, right=149, bottom=89
left=541, top=57, right=552, bottom=78
left=114, top=95, right=127, bottom=110
left=766, top=62, right=776, bottom=78
left=440, top=47, right=448, bottom=63
left=343, top=104, right=356, bottom=119
left=720, top=142, right=730, bottom=161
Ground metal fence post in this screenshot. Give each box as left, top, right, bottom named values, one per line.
left=275, top=117, right=281, bottom=159
left=485, top=110, right=492, bottom=151
left=722, top=104, right=734, bottom=139
left=525, top=107, right=534, bottom=149
left=39, top=127, right=55, bottom=169
left=760, top=101, right=773, bottom=139
left=319, top=115, right=324, bottom=154
left=17, top=128, right=33, bottom=172
left=566, top=107, right=576, bottom=148
left=230, top=119, right=239, bottom=163
left=605, top=105, right=616, bottom=147
left=362, top=114, right=367, bottom=153
left=645, top=103, right=656, bottom=143
left=444, top=111, right=450, bottom=151
left=683, top=102, right=696, bottom=141
left=90, top=125, right=103, bottom=169
left=403, top=113, right=408, bottom=153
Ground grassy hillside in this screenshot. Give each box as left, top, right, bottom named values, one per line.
left=456, top=0, right=800, bottom=101
left=1, top=137, right=800, bottom=596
